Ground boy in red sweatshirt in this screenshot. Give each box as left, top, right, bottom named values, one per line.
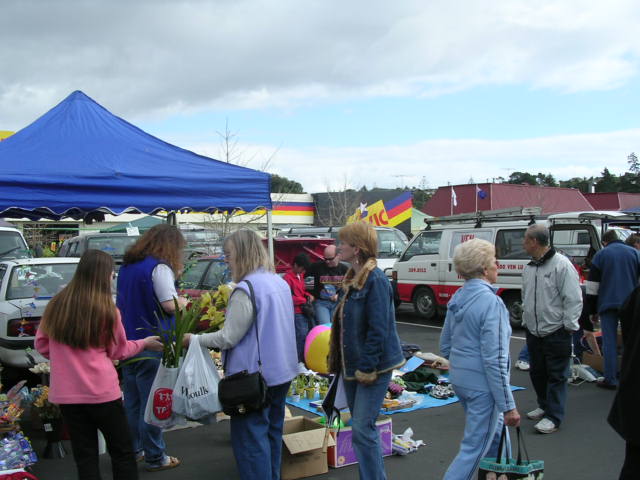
left=283, top=253, right=314, bottom=365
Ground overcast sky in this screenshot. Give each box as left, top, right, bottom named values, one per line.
left=2, top=0, right=639, bottom=192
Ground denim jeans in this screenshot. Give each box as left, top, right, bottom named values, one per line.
left=294, top=313, right=312, bottom=362
left=121, top=352, right=166, bottom=466
left=230, top=382, right=290, bottom=480
left=526, top=328, right=571, bottom=425
left=443, top=385, right=507, bottom=480
left=343, top=371, right=392, bottom=480
left=518, top=344, right=529, bottom=362
left=600, top=310, right=620, bottom=385
left=314, top=299, right=338, bottom=325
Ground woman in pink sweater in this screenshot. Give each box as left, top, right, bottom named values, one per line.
left=35, top=250, right=162, bottom=480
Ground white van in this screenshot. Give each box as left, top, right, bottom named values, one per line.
left=392, top=209, right=639, bottom=326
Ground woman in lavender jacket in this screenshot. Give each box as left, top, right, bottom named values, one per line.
left=185, top=229, right=298, bottom=480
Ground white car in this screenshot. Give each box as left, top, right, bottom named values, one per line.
left=0, top=258, right=80, bottom=368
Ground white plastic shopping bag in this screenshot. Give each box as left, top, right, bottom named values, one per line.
left=143, top=362, right=184, bottom=429
left=172, top=335, right=222, bottom=419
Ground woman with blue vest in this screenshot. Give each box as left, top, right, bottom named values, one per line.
left=328, top=222, right=405, bottom=480
left=438, top=238, right=520, bottom=480
left=117, top=224, right=186, bottom=472
left=185, top=228, right=297, bottom=480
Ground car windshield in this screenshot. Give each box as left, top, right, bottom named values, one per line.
left=6, top=263, right=78, bottom=299
left=0, top=232, right=30, bottom=260
left=377, top=229, right=409, bottom=259
left=87, top=236, right=138, bottom=257
left=181, top=230, right=220, bottom=243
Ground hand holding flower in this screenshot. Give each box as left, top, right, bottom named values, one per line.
left=143, top=336, right=164, bottom=352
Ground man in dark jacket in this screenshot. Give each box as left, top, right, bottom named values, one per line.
left=586, top=229, right=640, bottom=389
left=307, top=245, right=348, bottom=324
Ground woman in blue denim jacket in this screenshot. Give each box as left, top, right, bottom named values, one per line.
left=438, top=238, right=520, bottom=480
left=328, top=222, right=404, bottom=480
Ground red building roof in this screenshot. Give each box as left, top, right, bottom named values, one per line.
left=423, top=183, right=594, bottom=217
left=583, top=192, right=640, bottom=211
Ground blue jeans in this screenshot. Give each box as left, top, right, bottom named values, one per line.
left=600, top=310, right=620, bottom=385
left=518, top=344, right=529, bottom=362
left=230, top=382, right=290, bottom=480
left=526, top=328, right=571, bottom=425
left=121, top=352, right=166, bottom=466
left=294, top=313, right=312, bottom=362
left=444, top=385, right=507, bottom=480
left=343, top=371, right=392, bottom=480
left=314, top=299, right=338, bottom=325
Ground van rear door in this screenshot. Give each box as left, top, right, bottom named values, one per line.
left=438, top=229, right=493, bottom=303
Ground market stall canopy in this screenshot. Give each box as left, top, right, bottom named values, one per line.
left=0, top=91, right=272, bottom=221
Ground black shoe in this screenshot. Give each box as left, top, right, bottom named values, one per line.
left=596, top=379, right=617, bottom=390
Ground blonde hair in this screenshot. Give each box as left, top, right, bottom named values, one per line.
left=40, top=250, right=116, bottom=349
left=338, top=222, right=377, bottom=264
left=453, top=238, right=495, bottom=280
left=224, top=229, right=273, bottom=282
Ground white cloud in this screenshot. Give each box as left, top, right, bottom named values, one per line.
left=1, top=0, right=639, bottom=125
left=184, top=128, right=640, bottom=193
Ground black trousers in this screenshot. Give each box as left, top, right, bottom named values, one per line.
left=620, top=441, right=640, bottom=479
left=526, top=328, right=572, bottom=426
left=60, top=400, right=138, bottom=480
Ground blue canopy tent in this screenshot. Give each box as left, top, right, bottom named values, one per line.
left=0, top=90, right=272, bottom=221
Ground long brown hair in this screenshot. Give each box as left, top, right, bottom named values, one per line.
left=40, top=250, right=117, bottom=349
left=123, top=224, right=185, bottom=274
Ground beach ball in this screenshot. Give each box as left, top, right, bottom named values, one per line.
left=304, top=324, right=331, bottom=374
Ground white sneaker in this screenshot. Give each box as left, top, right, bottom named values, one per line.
left=526, top=408, right=545, bottom=420
left=515, top=360, right=530, bottom=371
left=534, top=418, right=558, bottom=434
left=297, top=362, right=309, bottom=374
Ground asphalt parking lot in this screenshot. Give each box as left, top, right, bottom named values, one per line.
left=30, top=307, right=624, bottom=479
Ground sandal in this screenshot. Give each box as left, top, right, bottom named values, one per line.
left=146, top=455, right=181, bottom=472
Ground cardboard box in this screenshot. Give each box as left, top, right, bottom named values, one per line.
left=281, top=416, right=335, bottom=480
left=323, top=413, right=393, bottom=468
left=582, top=352, right=621, bottom=374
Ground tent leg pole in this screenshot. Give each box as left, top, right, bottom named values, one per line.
left=267, top=210, right=274, bottom=265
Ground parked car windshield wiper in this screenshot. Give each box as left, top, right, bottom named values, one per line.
left=0, top=246, right=23, bottom=257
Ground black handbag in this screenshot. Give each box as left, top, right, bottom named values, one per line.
left=218, top=280, right=269, bottom=416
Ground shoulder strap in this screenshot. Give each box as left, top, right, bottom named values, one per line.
left=243, top=280, right=262, bottom=371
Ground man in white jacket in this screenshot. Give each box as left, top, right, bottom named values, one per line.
left=522, top=224, right=582, bottom=434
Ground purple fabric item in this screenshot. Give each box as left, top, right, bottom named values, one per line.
left=224, top=269, right=298, bottom=387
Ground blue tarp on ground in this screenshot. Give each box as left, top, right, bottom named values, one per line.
left=287, top=385, right=525, bottom=416
left=0, top=91, right=272, bottom=220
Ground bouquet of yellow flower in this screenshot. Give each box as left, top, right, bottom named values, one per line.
left=197, top=284, right=232, bottom=333
left=150, top=283, right=232, bottom=368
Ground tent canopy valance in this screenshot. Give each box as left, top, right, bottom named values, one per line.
left=0, top=91, right=272, bottom=221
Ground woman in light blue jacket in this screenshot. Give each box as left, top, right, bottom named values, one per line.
left=439, top=238, right=520, bottom=480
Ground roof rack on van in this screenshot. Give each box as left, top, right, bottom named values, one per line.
left=424, top=207, right=542, bottom=229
